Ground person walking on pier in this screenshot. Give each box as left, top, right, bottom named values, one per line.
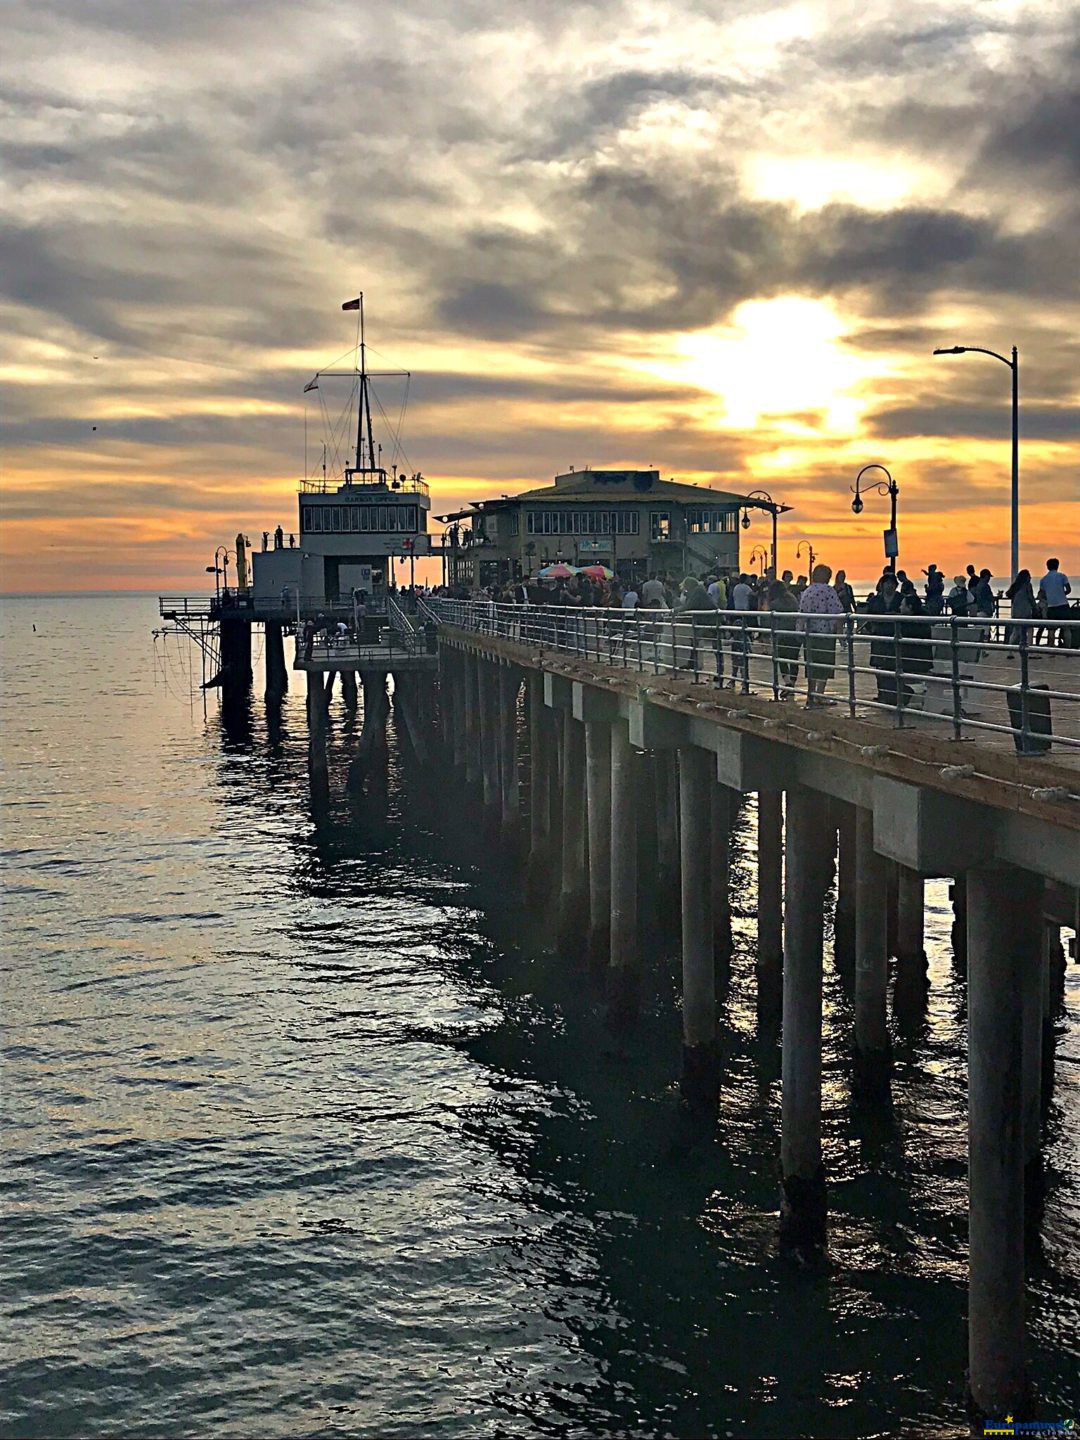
left=866, top=572, right=902, bottom=706
left=675, top=575, right=715, bottom=674
left=798, top=564, right=843, bottom=704
left=1039, top=558, right=1072, bottom=645
left=768, top=577, right=801, bottom=698
left=1004, top=569, right=1036, bottom=646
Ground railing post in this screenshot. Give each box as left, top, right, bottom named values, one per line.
left=740, top=617, right=750, bottom=695
left=691, top=614, right=699, bottom=682
left=950, top=616, right=963, bottom=741
left=1019, top=620, right=1031, bottom=752
left=845, top=613, right=856, bottom=716
left=770, top=612, right=780, bottom=700
left=893, top=618, right=905, bottom=728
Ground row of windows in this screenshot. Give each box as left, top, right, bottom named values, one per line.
left=526, top=510, right=641, bottom=536
left=687, top=508, right=738, bottom=535
left=302, top=504, right=419, bottom=534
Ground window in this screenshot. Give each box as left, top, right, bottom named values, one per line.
left=508, top=512, right=519, bottom=536
left=321, top=506, right=332, bottom=531
left=526, top=508, right=640, bottom=536
left=721, top=509, right=737, bottom=533
left=651, top=511, right=671, bottom=541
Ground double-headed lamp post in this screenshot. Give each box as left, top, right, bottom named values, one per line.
left=795, top=538, right=816, bottom=577
left=851, top=464, right=899, bottom=573
left=933, top=343, right=1019, bottom=579
left=750, top=544, right=769, bottom=575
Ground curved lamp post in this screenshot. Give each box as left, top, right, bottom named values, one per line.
left=851, top=464, right=899, bottom=573
left=795, top=538, right=816, bottom=577
left=750, top=544, right=769, bottom=575
left=933, top=344, right=1018, bottom=579
left=213, top=545, right=237, bottom=600
left=742, top=489, right=790, bottom=577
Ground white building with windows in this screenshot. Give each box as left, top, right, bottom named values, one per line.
left=440, top=468, right=779, bottom=588
left=252, top=471, right=431, bottom=611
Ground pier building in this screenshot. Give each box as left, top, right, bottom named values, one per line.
left=438, top=469, right=787, bottom=587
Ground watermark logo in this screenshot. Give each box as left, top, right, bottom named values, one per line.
left=984, top=1419, right=1075, bottom=1437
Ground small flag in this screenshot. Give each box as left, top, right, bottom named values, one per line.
left=341, top=297, right=361, bottom=311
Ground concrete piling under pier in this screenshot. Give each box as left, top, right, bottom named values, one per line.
left=525, top=673, right=551, bottom=903
left=264, top=621, right=288, bottom=699
left=756, top=790, right=784, bottom=980
left=584, top=720, right=612, bottom=968
left=967, top=864, right=1042, bottom=1420
left=465, top=653, right=482, bottom=790
left=834, top=801, right=857, bottom=976
left=679, top=746, right=718, bottom=1116
left=896, top=866, right=926, bottom=975
left=478, top=658, right=501, bottom=822
left=498, top=665, right=521, bottom=848
left=710, top=782, right=733, bottom=966
left=558, top=710, right=588, bottom=956
left=854, top=805, right=890, bottom=1096
left=306, top=670, right=330, bottom=814
left=780, top=785, right=831, bottom=1248
left=608, top=718, right=639, bottom=1028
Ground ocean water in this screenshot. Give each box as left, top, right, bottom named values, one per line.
left=1, top=592, right=1076, bottom=1439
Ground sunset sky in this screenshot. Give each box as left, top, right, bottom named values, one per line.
left=2, top=0, right=1078, bottom=591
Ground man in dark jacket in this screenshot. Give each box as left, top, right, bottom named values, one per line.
left=674, top=576, right=716, bottom=673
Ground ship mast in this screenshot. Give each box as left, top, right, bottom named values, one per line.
left=354, top=294, right=378, bottom=476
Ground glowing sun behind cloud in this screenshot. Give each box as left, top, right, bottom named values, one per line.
left=665, top=296, right=871, bottom=432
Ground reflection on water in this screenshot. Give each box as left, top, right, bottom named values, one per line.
left=1, top=595, right=1077, bottom=1438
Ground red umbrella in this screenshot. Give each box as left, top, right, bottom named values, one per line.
left=578, top=563, right=614, bottom=579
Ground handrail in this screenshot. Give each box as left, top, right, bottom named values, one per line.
left=425, top=600, right=1080, bottom=756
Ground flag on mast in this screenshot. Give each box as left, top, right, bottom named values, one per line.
left=342, top=297, right=361, bottom=311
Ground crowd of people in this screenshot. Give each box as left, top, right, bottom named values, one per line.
left=432, top=556, right=1075, bottom=707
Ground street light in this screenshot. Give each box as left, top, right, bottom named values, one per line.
left=750, top=544, right=769, bottom=575
left=743, top=489, right=792, bottom=578
left=795, top=539, right=816, bottom=577
left=214, top=545, right=236, bottom=599
left=850, top=464, right=899, bottom=573
left=933, top=343, right=1019, bottom=578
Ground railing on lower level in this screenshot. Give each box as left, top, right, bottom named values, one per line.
left=427, top=599, right=1080, bottom=758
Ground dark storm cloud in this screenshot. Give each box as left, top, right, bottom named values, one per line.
left=531, top=68, right=756, bottom=158
left=868, top=403, right=1080, bottom=443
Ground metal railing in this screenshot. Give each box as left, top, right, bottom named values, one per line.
left=427, top=599, right=1080, bottom=757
